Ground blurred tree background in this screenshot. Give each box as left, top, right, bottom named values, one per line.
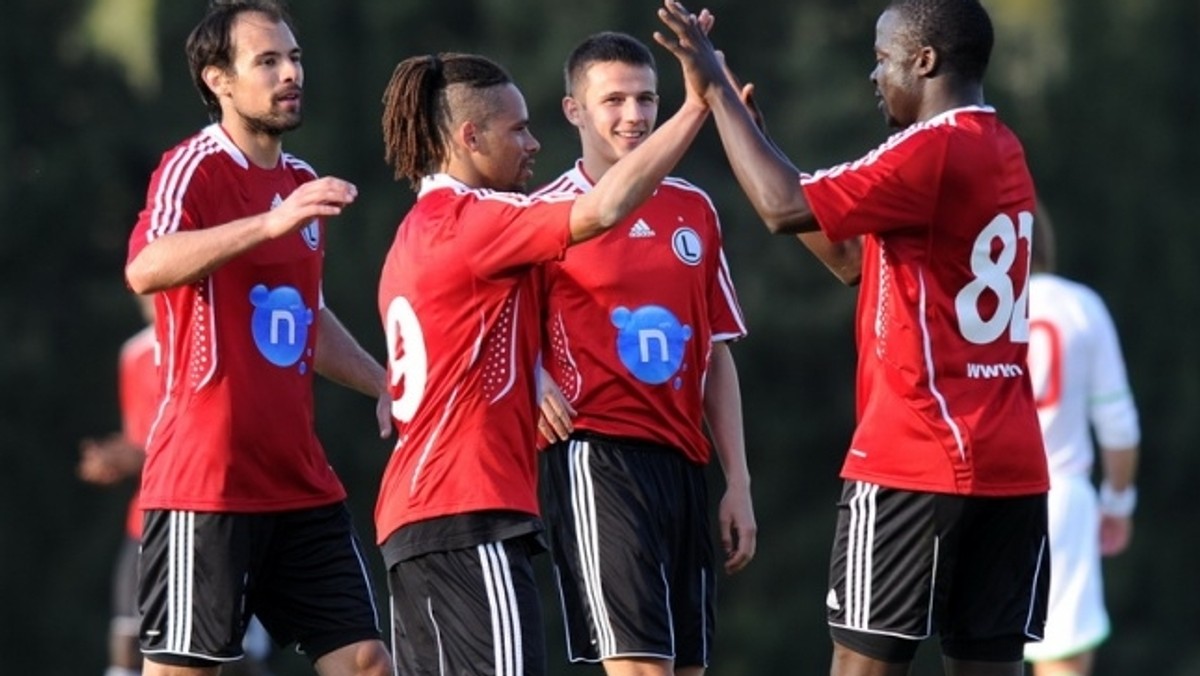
left=1, top=0, right=1196, bottom=674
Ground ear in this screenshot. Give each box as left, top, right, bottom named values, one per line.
left=914, top=45, right=939, bottom=78
left=201, top=65, right=229, bottom=100
left=456, top=120, right=480, bottom=153
left=562, top=95, right=583, bottom=127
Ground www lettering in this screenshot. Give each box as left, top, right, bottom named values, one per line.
left=966, top=362, right=1025, bottom=379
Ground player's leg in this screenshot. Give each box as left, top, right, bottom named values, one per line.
left=826, top=482, right=944, bottom=676
left=542, top=436, right=709, bottom=676
left=220, top=616, right=274, bottom=676
left=1030, top=652, right=1093, bottom=676
left=668, top=450, right=717, bottom=676
left=253, top=503, right=390, bottom=676
left=312, top=640, right=392, bottom=676
left=941, top=657, right=1025, bottom=675
left=830, top=642, right=912, bottom=676
left=1026, top=476, right=1107, bottom=676
left=940, top=493, right=1050, bottom=676
left=388, top=536, right=545, bottom=675
left=108, top=535, right=142, bottom=676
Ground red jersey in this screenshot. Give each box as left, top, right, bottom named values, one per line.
left=118, top=325, right=158, bottom=538
left=800, top=107, right=1048, bottom=496
left=535, top=163, right=746, bottom=463
left=127, top=124, right=345, bottom=512
left=375, top=174, right=573, bottom=543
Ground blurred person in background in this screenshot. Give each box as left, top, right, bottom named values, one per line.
left=77, top=295, right=156, bottom=676
left=78, top=295, right=275, bottom=676
left=1024, top=205, right=1141, bottom=676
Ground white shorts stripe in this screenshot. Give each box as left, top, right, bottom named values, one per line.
left=845, top=482, right=878, bottom=629
left=479, top=542, right=522, bottom=676
left=425, top=597, right=446, bottom=676
left=166, top=511, right=196, bottom=653
left=568, top=439, right=618, bottom=655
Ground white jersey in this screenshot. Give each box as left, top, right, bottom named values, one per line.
left=1026, top=273, right=1140, bottom=478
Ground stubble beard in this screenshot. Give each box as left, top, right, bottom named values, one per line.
left=241, top=107, right=302, bottom=137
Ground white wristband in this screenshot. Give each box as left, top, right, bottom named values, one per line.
left=1099, top=482, right=1137, bottom=518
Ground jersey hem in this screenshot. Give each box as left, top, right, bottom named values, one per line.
left=138, top=492, right=346, bottom=513
left=839, top=470, right=1049, bottom=496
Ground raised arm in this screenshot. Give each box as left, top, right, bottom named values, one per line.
left=126, top=177, right=358, bottom=293
left=566, top=94, right=708, bottom=244
left=655, top=1, right=861, bottom=284
left=719, top=51, right=863, bottom=285
left=654, top=1, right=816, bottom=235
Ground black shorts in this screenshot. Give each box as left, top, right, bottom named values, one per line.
left=388, top=536, right=545, bottom=676
left=138, top=503, right=382, bottom=667
left=827, top=481, right=1050, bottom=663
left=541, top=435, right=715, bottom=666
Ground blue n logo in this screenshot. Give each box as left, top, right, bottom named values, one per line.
left=249, top=284, right=313, bottom=369
left=610, top=305, right=691, bottom=387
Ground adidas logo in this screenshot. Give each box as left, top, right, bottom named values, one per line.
left=628, top=219, right=656, bottom=238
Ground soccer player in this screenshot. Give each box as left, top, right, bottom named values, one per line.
left=656, top=1, right=1051, bottom=674
left=77, top=295, right=156, bottom=676
left=1024, top=207, right=1141, bottom=676
left=375, top=49, right=709, bottom=676
left=124, top=2, right=391, bottom=674
left=533, top=31, right=755, bottom=676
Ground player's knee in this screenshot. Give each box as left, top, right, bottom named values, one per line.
left=350, top=639, right=392, bottom=676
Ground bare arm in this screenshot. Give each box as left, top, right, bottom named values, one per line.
left=656, top=2, right=861, bottom=285
left=797, top=234, right=863, bottom=286
left=565, top=7, right=715, bottom=244
left=126, top=177, right=358, bottom=293
left=314, top=306, right=392, bottom=439
left=704, top=341, right=756, bottom=574
left=77, top=433, right=145, bottom=485
left=655, top=2, right=815, bottom=235
left=566, top=100, right=708, bottom=243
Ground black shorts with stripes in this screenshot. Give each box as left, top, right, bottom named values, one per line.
left=387, top=534, right=546, bottom=676
left=827, top=480, right=1050, bottom=663
left=138, top=503, right=382, bottom=667
left=541, top=434, right=715, bottom=667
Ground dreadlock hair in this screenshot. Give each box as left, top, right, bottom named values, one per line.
left=381, top=53, right=513, bottom=190
left=186, top=0, right=293, bottom=122
left=886, top=0, right=993, bottom=83
left=563, top=31, right=657, bottom=97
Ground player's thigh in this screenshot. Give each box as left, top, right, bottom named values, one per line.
left=941, top=493, right=1049, bottom=662
left=542, top=437, right=710, bottom=662
left=825, top=485, right=945, bottom=662
left=138, top=510, right=257, bottom=667
left=253, top=502, right=383, bottom=663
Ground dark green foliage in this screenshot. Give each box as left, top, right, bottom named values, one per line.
left=1, top=0, right=1196, bottom=674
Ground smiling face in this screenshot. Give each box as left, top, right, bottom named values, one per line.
left=870, top=8, right=922, bottom=129
left=564, top=59, right=659, bottom=177
left=209, top=11, right=304, bottom=137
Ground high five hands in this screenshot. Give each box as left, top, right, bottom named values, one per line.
left=653, top=0, right=725, bottom=106
left=654, top=0, right=767, bottom=131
